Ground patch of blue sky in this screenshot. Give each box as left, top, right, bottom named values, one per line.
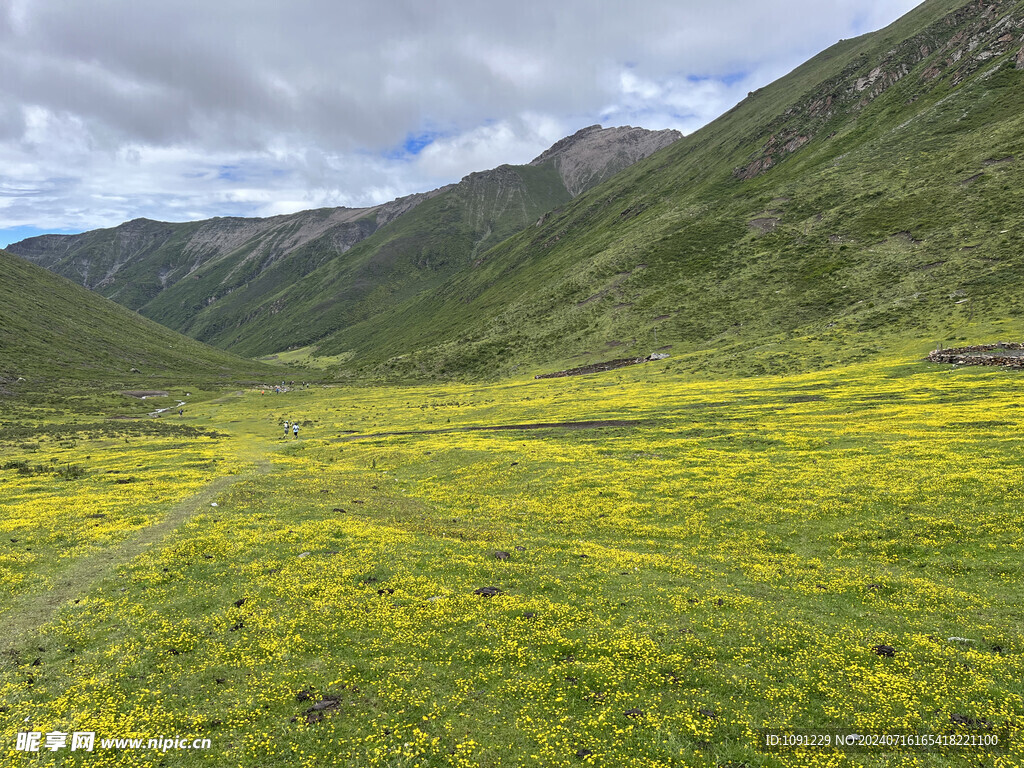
left=382, top=130, right=441, bottom=160
left=189, top=164, right=287, bottom=183
left=686, top=70, right=749, bottom=86
left=0, top=225, right=82, bottom=249
left=217, top=165, right=243, bottom=181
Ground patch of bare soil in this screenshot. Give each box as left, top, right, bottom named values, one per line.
left=748, top=217, right=779, bottom=234
left=534, top=354, right=669, bottom=379
left=337, top=419, right=649, bottom=442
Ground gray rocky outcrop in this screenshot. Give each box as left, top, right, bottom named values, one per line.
left=530, top=125, right=681, bottom=196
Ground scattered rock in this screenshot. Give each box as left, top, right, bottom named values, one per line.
left=928, top=342, right=1024, bottom=369
left=229, top=621, right=244, bottom=631
left=748, top=216, right=780, bottom=233
left=950, top=713, right=990, bottom=729
left=309, top=698, right=340, bottom=712
left=332, top=508, right=347, bottom=513
left=698, top=707, right=718, bottom=719
left=523, top=611, right=537, bottom=619
left=297, top=551, right=311, bottom=558
left=377, top=588, right=394, bottom=596
left=535, top=356, right=666, bottom=379
left=514, top=545, right=526, bottom=552
left=215, top=678, right=226, bottom=685
left=233, top=598, right=247, bottom=608
left=624, top=708, right=645, bottom=718
left=872, top=644, right=896, bottom=657
left=575, top=747, right=593, bottom=759
left=716, top=598, right=724, bottom=606
left=494, top=551, right=511, bottom=561
left=474, top=586, right=503, bottom=597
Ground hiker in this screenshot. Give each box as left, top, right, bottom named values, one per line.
left=283, top=420, right=290, bottom=438
left=178, top=409, right=183, bottom=416
left=293, top=422, right=300, bottom=439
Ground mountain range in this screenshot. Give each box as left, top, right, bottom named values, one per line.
left=7, top=0, right=1024, bottom=380
left=8, top=126, right=679, bottom=358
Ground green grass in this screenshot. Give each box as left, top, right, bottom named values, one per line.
left=0, top=249, right=284, bottom=390
left=9, top=2, right=1024, bottom=388
left=258, top=346, right=355, bottom=370
left=297, top=0, right=1024, bottom=380
left=1, top=356, right=1021, bottom=767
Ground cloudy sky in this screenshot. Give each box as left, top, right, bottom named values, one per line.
left=0, top=0, right=922, bottom=247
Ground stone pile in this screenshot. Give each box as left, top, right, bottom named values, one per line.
left=927, top=342, right=1024, bottom=368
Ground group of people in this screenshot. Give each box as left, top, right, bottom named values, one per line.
left=283, top=420, right=300, bottom=439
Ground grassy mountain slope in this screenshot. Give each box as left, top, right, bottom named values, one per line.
left=9, top=127, right=679, bottom=357
left=0, top=249, right=278, bottom=387
left=7, top=201, right=431, bottom=316
left=301, top=0, right=1024, bottom=378
left=199, top=162, right=573, bottom=354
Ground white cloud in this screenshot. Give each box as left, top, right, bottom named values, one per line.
left=0, top=0, right=923, bottom=237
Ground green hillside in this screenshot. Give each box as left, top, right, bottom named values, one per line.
left=292, top=0, right=1024, bottom=378
left=10, top=0, right=1022, bottom=383
left=193, top=162, right=574, bottom=354
left=9, top=128, right=678, bottom=361
left=0, top=249, right=279, bottom=388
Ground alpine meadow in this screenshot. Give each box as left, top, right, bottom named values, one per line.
left=2, top=1, right=1024, bottom=767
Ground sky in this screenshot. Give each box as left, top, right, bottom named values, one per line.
left=0, top=0, right=922, bottom=247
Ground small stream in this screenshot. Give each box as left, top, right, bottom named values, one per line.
left=148, top=400, right=188, bottom=417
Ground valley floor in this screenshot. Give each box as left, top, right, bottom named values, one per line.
left=1, top=358, right=1022, bottom=767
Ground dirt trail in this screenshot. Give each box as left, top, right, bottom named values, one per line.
left=1, top=457, right=271, bottom=654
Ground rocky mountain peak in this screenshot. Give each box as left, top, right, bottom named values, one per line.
left=530, top=124, right=682, bottom=196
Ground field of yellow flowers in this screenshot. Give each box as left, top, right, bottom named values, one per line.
left=1, top=359, right=1022, bottom=767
